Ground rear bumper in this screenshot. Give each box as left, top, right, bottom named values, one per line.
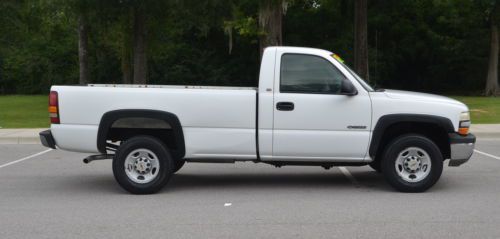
left=39, top=130, right=56, bottom=149
left=448, top=133, right=475, bottom=166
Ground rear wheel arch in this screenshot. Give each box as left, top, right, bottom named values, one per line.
left=97, top=109, right=185, bottom=159
left=369, top=114, right=454, bottom=161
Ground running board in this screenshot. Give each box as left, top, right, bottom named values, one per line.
left=185, top=158, right=238, bottom=163
left=263, top=161, right=369, bottom=168
left=83, top=154, right=114, bottom=164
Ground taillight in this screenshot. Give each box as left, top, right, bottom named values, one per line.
left=49, top=91, right=60, bottom=124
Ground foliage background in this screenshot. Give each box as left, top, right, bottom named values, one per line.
left=0, top=0, right=497, bottom=94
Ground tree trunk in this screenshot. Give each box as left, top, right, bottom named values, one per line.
left=133, top=5, right=147, bottom=84
left=259, top=0, right=284, bottom=57
left=78, top=13, right=89, bottom=85
left=354, top=0, right=369, bottom=81
left=122, top=44, right=133, bottom=84
left=122, top=8, right=133, bottom=84
left=485, top=3, right=499, bottom=96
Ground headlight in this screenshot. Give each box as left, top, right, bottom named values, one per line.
left=458, top=111, right=470, bottom=135
left=460, top=112, right=470, bottom=122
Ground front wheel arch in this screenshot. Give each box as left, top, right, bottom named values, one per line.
left=369, top=114, right=454, bottom=162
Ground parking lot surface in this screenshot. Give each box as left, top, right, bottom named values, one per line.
left=1, top=139, right=500, bottom=238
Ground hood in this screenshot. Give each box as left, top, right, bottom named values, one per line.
left=383, top=89, right=465, bottom=106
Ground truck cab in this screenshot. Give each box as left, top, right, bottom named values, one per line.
left=257, top=47, right=372, bottom=162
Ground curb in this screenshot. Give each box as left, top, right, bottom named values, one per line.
left=0, top=128, right=45, bottom=145
left=0, top=137, right=41, bottom=144
left=471, top=132, right=500, bottom=139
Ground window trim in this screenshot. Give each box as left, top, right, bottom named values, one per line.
left=279, top=53, right=353, bottom=95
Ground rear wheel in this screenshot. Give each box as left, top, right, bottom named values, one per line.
left=381, top=134, right=443, bottom=192
left=112, top=136, right=174, bottom=194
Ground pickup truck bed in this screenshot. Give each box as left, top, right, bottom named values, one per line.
left=52, top=85, right=258, bottom=159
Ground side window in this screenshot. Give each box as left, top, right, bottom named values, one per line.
left=280, top=54, right=347, bottom=94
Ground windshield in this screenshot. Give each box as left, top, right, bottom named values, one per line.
left=331, top=54, right=374, bottom=92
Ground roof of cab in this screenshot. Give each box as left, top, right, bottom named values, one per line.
left=264, top=46, right=333, bottom=55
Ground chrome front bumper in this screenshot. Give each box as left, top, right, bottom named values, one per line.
left=448, top=133, right=476, bottom=167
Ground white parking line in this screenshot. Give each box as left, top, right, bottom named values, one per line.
left=0, top=149, right=52, bottom=169
left=474, top=149, right=500, bottom=161
left=339, top=167, right=360, bottom=187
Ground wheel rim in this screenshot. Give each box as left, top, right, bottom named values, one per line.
left=395, top=147, right=432, bottom=183
left=124, top=148, right=160, bottom=184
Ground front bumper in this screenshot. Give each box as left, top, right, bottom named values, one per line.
left=448, top=133, right=475, bottom=166
left=39, top=130, right=56, bottom=149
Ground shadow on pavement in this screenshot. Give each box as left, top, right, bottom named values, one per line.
left=38, top=169, right=398, bottom=194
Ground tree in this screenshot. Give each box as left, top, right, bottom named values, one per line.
left=73, top=0, right=98, bottom=85
left=259, top=0, right=288, bottom=55
left=132, top=4, right=147, bottom=84
left=0, top=0, right=496, bottom=94
left=485, top=0, right=499, bottom=96
left=354, top=0, right=369, bottom=81
left=121, top=8, right=133, bottom=84
left=96, top=0, right=138, bottom=84
left=223, top=0, right=288, bottom=55
left=78, top=11, right=90, bottom=85
left=116, top=0, right=171, bottom=84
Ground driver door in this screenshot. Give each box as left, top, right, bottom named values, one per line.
left=272, top=52, right=372, bottom=162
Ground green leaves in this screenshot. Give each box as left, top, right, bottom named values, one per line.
left=0, top=0, right=495, bottom=94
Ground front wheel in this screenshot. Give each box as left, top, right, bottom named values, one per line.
left=173, top=160, right=185, bottom=173
left=112, top=136, right=174, bottom=194
left=381, top=134, right=443, bottom=192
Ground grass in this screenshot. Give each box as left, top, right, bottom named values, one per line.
left=0, top=95, right=498, bottom=128
left=0, top=95, right=49, bottom=128
left=451, top=96, right=500, bottom=124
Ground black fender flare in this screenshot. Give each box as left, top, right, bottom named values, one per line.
left=369, top=114, right=455, bottom=157
left=96, top=109, right=185, bottom=159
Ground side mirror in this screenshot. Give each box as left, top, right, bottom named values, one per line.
left=340, top=79, right=358, bottom=96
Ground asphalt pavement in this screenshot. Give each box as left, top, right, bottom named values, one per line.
left=1, top=139, right=500, bottom=238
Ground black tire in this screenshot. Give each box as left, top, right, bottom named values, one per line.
left=112, top=136, right=174, bottom=194
left=369, top=160, right=382, bottom=173
left=381, top=134, right=443, bottom=192
left=173, top=160, right=185, bottom=173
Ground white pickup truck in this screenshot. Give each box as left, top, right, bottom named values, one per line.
left=40, top=47, right=475, bottom=194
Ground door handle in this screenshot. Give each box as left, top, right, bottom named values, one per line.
left=276, top=102, right=294, bottom=111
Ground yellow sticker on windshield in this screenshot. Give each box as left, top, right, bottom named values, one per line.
left=332, top=54, right=345, bottom=63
